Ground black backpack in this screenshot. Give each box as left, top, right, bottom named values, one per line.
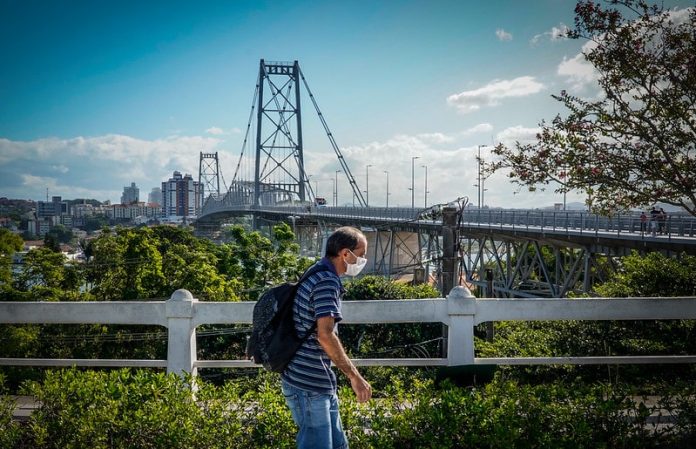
left=246, top=264, right=330, bottom=372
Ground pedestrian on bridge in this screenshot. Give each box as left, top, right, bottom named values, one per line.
left=650, top=207, right=659, bottom=237
left=640, top=211, right=648, bottom=234
left=658, top=208, right=667, bottom=234
left=281, top=226, right=372, bottom=449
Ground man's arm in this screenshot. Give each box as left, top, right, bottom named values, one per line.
left=316, top=316, right=372, bottom=403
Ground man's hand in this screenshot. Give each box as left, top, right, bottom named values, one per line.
left=349, top=373, right=372, bottom=403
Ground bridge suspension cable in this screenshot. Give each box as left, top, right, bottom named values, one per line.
left=298, top=67, right=366, bottom=207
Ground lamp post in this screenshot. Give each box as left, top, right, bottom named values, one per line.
left=308, top=174, right=318, bottom=198
left=334, top=170, right=341, bottom=207
left=477, top=145, right=487, bottom=208
left=411, top=156, right=420, bottom=209
left=422, top=165, right=428, bottom=208
left=384, top=170, right=390, bottom=207
left=365, top=164, right=372, bottom=207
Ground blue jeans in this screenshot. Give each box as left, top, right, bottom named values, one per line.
left=281, top=380, right=348, bottom=449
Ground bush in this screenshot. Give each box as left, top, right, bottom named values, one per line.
left=0, top=373, right=22, bottom=449
left=5, top=368, right=694, bottom=448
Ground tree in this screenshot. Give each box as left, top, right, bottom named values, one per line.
left=17, top=247, right=78, bottom=293
left=490, top=1, right=696, bottom=215
left=45, top=224, right=74, bottom=245
left=219, top=223, right=310, bottom=300
left=595, top=251, right=696, bottom=297
left=0, top=229, right=23, bottom=286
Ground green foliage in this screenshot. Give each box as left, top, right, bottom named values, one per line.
left=218, top=223, right=311, bottom=300
left=343, top=275, right=440, bottom=301
left=44, top=224, right=74, bottom=245
left=596, top=252, right=696, bottom=297
left=0, top=373, right=22, bottom=449
left=478, top=251, right=696, bottom=385
left=16, top=247, right=82, bottom=293
left=82, top=215, right=110, bottom=233
left=0, top=228, right=23, bottom=285
left=6, top=368, right=695, bottom=448
left=340, top=276, right=443, bottom=378
left=86, top=225, right=238, bottom=301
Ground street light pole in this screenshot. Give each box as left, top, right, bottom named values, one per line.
left=365, top=164, right=372, bottom=207
left=477, top=145, right=486, bottom=209
left=334, top=170, right=340, bottom=207
left=411, top=156, right=420, bottom=209
left=422, top=165, right=428, bottom=208
left=384, top=170, right=389, bottom=207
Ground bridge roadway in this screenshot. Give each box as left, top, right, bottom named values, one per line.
left=197, top=204, right=696, bottom=255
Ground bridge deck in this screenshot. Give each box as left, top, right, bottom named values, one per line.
left=197, top=204, right=696, bottom=254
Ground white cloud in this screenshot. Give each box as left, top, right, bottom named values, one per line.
left=19, top=174, right=120, bottom=201
left=447, top=77, right=545, bottom=113
left=557, top=49, right=598, bottom=91
left=0, top=127, right=576, bottom=209
left=0, top=134, right=226, bottom=202
left=531, top=22, right=570, bottom=45
left=321, top=131, right=575, bottom=209
left=205, top=126, right=242, bottom=136
left=495, top=125, right=541, bottom=146
left=496, top=28, right=512, bottom=41
left=416, top=132, right=455, bottom=144
left=460, top=123, right=494, bottom=137
left=206, top=126, right=225, bottom=135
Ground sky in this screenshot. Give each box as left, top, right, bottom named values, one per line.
left=1, top=0, right=693, bottom=209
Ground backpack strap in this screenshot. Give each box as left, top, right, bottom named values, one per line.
left=294, top=262, right=333, bottom=340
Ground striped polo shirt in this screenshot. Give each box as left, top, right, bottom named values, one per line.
left=281, top=257, right=344, bottom=394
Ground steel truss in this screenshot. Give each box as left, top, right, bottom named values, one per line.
left=458, top=235, right=618, bottom=298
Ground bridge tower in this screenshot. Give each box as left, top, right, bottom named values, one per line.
left=253, top=60, right=307, bottom=206
left=251, top=59, right=366, bottom=207
left=199, top=152, right=221, bottom=199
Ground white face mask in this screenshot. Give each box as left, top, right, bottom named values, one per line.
left=345, top=250, right=367, bottom=276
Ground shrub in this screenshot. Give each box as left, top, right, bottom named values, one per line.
left=6, top=368, right=695, bottom=448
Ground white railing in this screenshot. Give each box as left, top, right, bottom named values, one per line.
left=2, top=288, right=696, bottom=376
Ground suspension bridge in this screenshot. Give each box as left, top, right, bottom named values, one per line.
left=195, top=59, right=696, bottom=298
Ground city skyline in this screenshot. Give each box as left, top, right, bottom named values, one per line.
left=1, top=0, right=693, bottom=208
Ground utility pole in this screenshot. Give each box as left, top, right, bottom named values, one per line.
left=477, top=145, right=486, bottom=208
left=384, top=170, right=390, bottom=207
left=411, top=156, right=420, bottom=208
left=422, top=164, right=428, bottom=208
left=334, top=170, right=340, bottom=206
left=365, top=164, right=372, bottom=207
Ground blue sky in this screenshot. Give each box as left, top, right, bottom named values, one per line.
left=1, top=0, right=693, bottom=208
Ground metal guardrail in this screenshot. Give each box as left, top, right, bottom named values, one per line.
left=200, top=198, right=696, bottom=240
left=463, top=209, right=696, bottom=238
left=2, top=287, right=695, bottom=375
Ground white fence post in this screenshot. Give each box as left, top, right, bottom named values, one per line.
left=446, top=286, right=476, bottom=366
left=166, top=289, right=198, bottom=377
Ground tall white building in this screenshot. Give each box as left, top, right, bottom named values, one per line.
left=161, top=171, right=203, bottom=218
left=121, top=182, right=139, bottom=205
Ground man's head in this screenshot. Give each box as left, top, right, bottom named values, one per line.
left=325, top=227, right=368, bottom=276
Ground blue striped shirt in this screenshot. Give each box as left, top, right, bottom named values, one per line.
left=281, top=258, right=344, bottom=394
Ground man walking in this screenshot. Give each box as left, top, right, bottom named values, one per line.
left=282, top=226, right=372, bottom=448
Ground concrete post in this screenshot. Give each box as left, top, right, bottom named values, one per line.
left=166, top=289, right=198, bottom=378
left=441, top=206, right=458, bottom=295
left=485, top=268, right=494, bottom=342
left=441, top=206, right=458, bottom=357
left=446, top=285, right=476, bottom=366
